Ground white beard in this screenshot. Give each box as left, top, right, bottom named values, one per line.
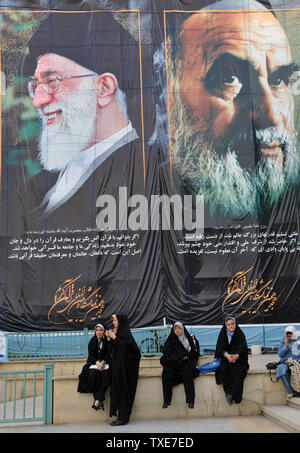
left=171, top=98, right=300, bottom=218
left=38, top=77, right=97, bottom=172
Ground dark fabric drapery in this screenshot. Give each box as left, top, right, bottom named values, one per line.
left=109, top=313, right=141, bottom=421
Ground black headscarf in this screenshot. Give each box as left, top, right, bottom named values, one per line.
left=160, top=321, right=196, bottom=367
left=109, top=313, right=141, bottom=419
left=114, top=314, right=140, bottom=353
left=86, top=323, right=111, bottom=367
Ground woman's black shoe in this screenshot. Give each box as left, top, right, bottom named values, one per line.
left=188, top=403, right=194, bottom=409
left=162, top=402, right=170, bottom=409
left=110, top=420, right=128, bottom=426
left=225, top=394, right=233, bottom=406
left=92, top=402, right=100, bottom=411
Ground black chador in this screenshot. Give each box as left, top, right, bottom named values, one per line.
left=160, top=321, right=198, bottom=407
left=109, top=314, right=141, bottom=423
left=215, top=317, right=249, bottom=404
left=77, top=324, right=112, bottom=408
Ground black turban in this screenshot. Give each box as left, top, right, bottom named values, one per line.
left=22, top=11, right=139, bottom=92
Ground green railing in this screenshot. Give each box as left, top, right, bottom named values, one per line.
left=138, top=326, right=171, bottom=356
left=0, top=364, right=53, bottom=424
left=7, top=330, right=90, bottom=361
left=6, top=326, right=172, bottom=361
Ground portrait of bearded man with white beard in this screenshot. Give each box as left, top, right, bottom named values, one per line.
left=11, top=10, right=160, bottom=331
left=149, top=0, right=300, bottom=325
left=161, top=0, right=300, bottom=222
left=21, top=11, right=143, bottom=229
left=37, top=69, right=98, bottom=173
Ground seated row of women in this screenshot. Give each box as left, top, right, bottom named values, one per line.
left=161, top=318, right=249, bottom=408
left=78, top=315, right=249, bottom=425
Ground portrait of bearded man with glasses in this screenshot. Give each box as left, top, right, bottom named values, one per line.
left=21, top=11, right=143, bottom=228
left=5, top=10, right=159, bottom=331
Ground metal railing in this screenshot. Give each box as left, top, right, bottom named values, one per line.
left=137, top=326, right=171, bottom=356
left=0, top=364, right=53, bottom=424
left=6, top=326, right=172, bottom=361
left=7, top=330, right=90, bottom=361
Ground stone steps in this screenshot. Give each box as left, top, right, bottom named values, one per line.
left=287, top=396, right=300, bottom=411
left=262, top=400, right=300, bottom=433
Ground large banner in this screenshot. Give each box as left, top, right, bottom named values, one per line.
left=1, top=0, right=300, bottom=331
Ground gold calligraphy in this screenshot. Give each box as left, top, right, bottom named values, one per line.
left=48, top=275, right=105, bottom=325
left=222, top=266, right=278, bottom=316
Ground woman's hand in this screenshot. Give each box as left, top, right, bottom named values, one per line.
left=224, top=353, right=239, bottom=363
left=231, top=354, right=239, bottom=363
left=224, top=352, right=234, bottom=363
left=107, top=330, right=116, bottom=340
left=96, top=360, right=105, bottom=371
left=182, top=356, right=188, bottom=360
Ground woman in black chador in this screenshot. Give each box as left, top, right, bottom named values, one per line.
left=215, top=317, right=249, bottom=405
left=107, top=313, right=141, bottom=426
left=77, top=324, right=112, bottom=411
left=160, top=321, right=198, bottom=409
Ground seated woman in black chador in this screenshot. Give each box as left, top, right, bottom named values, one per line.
left=107, top=313, right=141, bottom=426
left=160, top=321, right=198, bottom=409
left=215, top=316, right=249, bottom=405
left=77, top=323, right=112, bottom=411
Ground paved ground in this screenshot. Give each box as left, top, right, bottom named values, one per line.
left=0, top=414, right=291, bottom=433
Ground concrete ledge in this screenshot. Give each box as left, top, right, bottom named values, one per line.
left=52, top=356, right=287, bottom=424
left=3, top=355, right=287, bottom=424
left=0, top=359, right=84, bottom=402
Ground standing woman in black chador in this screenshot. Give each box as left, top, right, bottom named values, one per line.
left=160, top=321, right=197, bottom=409
left=215, top=317, right=249, bottom=405
left=77, top=323, right=112, bottom=411
left=107, top=313, right=141, bottom=426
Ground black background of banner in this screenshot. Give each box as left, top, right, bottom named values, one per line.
left=0, top=1, right=300, bottom=331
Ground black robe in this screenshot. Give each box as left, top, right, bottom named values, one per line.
left=160, top=323, right=198, bottom=403
left=17, top=138, right=162, bottom=331
left=109, top=313, right=141, bottom=421
left=214, top=320, right=249, bottom=404
left=193, top=337, right=200, bottom=362
left=77, top=333, right=112, bottom=399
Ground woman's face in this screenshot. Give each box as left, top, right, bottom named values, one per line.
left=112, top=316, right=119, bottom=330
left=226, top=319, right=236, bottom=333
left=95, top=326, right=105, bottom=338
left=174, top=325, right=183, bottom=336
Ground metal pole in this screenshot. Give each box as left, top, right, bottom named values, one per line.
left=43, top=363, right=54, bottom=425
left=83, top=328, right=89, bottom=358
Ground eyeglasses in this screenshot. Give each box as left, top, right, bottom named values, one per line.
left=28, top=73, right=95, bottom=98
